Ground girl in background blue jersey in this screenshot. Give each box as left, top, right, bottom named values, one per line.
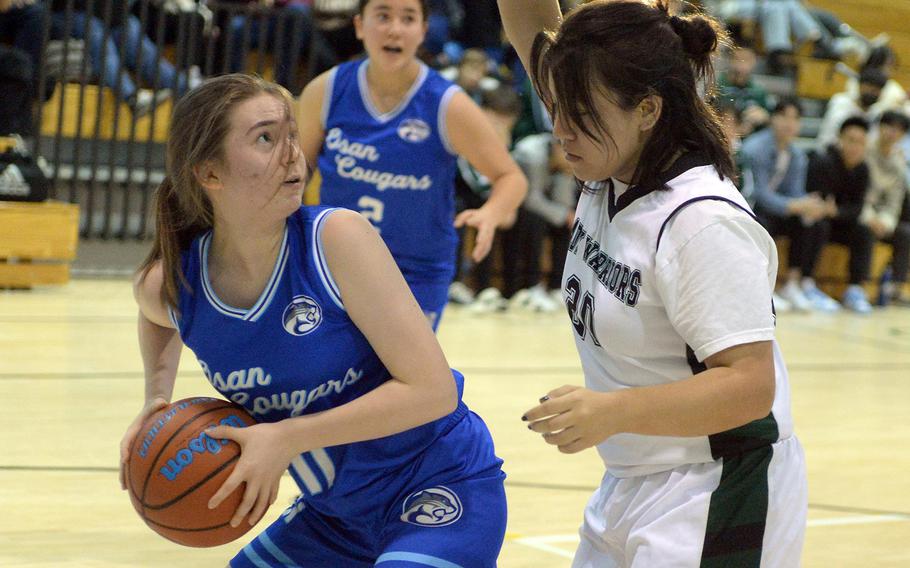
left=119, top=74, right=506, bottom=567
left=297, top=0, right=527, bottom=329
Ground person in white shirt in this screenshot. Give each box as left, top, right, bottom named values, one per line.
left=498, top=0, right=807, bottom=566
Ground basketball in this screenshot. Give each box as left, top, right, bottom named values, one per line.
left=125, top=397, right=257, bottom=547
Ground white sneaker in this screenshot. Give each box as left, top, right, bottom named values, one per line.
left=779, top=281, right=812, bottom=312
left=527, top=285, right=560, bottom=312
left=448, top=281, right=475, bottom=305
left=549, top=288, right=564, bottom=307
left=468, top=287, right=508, bottom=314
left=772, top=292, right=792, bottom=313
left=508, top=288, right=533, bottom=310
left=802, top=283, right=841, bottom=312
left=842, top=285, right=872, bottom=314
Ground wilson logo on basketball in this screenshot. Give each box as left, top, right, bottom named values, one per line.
left=159, top=414, right=246, bottom=481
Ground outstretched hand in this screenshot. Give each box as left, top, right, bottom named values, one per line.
left=522, top=385, right=620, bottom=454
left=455, top=206, right=517, bottom=262
left=205, top=421, right=295, bottom=528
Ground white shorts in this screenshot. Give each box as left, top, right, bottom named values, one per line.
left=573, top=436, right=807, bottom=568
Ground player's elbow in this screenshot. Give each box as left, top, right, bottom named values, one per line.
left=744, top=370, right=776, bottom=423
left=429, top=371, right=460, bottom=419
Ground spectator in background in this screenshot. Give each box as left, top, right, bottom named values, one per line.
left=716, top=98, right=755, bottom=206
left=742, top=97, right=831, bottom=312
left=440, top=48, right=499, bottom=104
left=806, top=116, right=873, bottom=313
left=846, top=45, right=908, bottom=118
left=509, top=132, right=578, bottom=311
left=816, top=66, right=888, bottom=150
left=225, top=0, right=336, bottom=91
left=863, top=110, right=910, bottom=306
left=716, top=44, right=771, bottom=135
left=50, top=0, right=190, bottom=116
left=0, top=0, right=45, bottom=97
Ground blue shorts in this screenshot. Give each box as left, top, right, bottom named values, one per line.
left=404, top=275, right=450, bottom=332
left=230, top=413, right=507, bottom=567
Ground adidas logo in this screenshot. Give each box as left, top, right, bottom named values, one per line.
left=0, top=164, right=29, bottom=197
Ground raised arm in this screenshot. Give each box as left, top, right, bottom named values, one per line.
left=497, top=0, right=563, bottom=73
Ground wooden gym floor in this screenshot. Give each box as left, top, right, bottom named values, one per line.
left=1, top=279, right=908, bottom=567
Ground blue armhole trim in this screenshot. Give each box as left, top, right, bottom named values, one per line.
left=312, top=208, right=345, bottom=310
left=438, top=85, right=461, bottom=156
left=655, top=196, right=757, bottom=253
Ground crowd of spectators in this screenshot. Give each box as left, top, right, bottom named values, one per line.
left=1, top=0, right=908, bottom=311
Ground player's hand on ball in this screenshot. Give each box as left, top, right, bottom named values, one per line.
left=119, top=397, right=170, bottom=490
left=205, top=421, right=295, bottom=528
left=522, top=385, right=620, bottom=454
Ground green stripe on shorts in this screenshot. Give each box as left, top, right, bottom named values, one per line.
left=700, top=444, right=774, bottom=568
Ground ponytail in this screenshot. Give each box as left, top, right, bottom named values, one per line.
left=137, top=175, right=211, bottom=313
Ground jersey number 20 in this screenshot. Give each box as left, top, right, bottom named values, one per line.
left=565, top=275, right=601, bottom=346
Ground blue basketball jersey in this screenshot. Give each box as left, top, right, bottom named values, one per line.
left=318, top=59, right=461, bottom=284
left=171, top=206, right=471, bottom=518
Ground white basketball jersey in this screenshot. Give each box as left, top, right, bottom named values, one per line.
left=562, top=154, right=794, bottom=477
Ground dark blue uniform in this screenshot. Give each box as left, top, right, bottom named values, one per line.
left=171, top=207, right=506, bottom=567
left=318, top=60, right=462, bottom=329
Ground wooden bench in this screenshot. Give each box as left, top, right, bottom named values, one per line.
left=777, top=240, right=897, bottom=300
left=0, top=201, right=80, bottom=289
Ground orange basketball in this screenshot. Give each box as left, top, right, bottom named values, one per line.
left=126, top=397, right=257, bottom=547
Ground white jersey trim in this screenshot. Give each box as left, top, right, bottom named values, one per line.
left=198, top=228, right=290, bottom=322
left=312, top=208, right=346, bottom=310
left=357, top=59, right=429, bottom=123
left=438, top=84, right=461, bottom=156
left=320, top=66, right=338, bottom=130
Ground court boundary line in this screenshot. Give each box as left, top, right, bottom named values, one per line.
left=515, top=512, right=910, bottom=559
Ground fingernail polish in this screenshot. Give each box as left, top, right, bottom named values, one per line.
left=527, top=424, right=533, bottom=430
left=539, top=395, right=550, bottom=403
left=521, top=415, right=528, bottom=421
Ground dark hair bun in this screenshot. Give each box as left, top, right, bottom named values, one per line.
left=669, top=15, right=718, bottom=63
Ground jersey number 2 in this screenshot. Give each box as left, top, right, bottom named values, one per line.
left=565, top=275, right=601, bottom=346
left=358, top=196, right=384, bottom=232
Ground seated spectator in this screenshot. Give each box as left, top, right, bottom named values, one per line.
left=807, top=117, right=874, bottom=313
left=50, top=0, right=190, bottom=116
left=510, top=132, right=578, bottom=311
left=0, top=0, right=45, bottom=98
left=742, top=97, right=831, bottom=312
left=816, top=66, right=888, bottom=150
left=863, top=110, right=910, bottom=306
left=225, top=0, right=336, bottom=91
left=440, top=48, right=499, bottom=104
left=715, top=99, right=754, bottom=206
left=716, top=44, right=771, bottom=135
left=846, top=45, right=908, bottom=119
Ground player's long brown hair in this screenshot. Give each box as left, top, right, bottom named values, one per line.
left=530, top=0, right=734, bottom=191
left=137, top=74, right=294, bottom=312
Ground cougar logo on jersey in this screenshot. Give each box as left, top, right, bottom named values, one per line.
left=282, top=295, right=322, bottom=336
left=397, top=118, right=431, bottom=143
left=400, top=486, right=463, bottom=527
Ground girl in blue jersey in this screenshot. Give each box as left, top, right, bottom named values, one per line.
left=499, top=1, right=807, bottom=566
left=119, top=74, right=506, bottom=567
left=297, top=0, right=527, bottom=329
